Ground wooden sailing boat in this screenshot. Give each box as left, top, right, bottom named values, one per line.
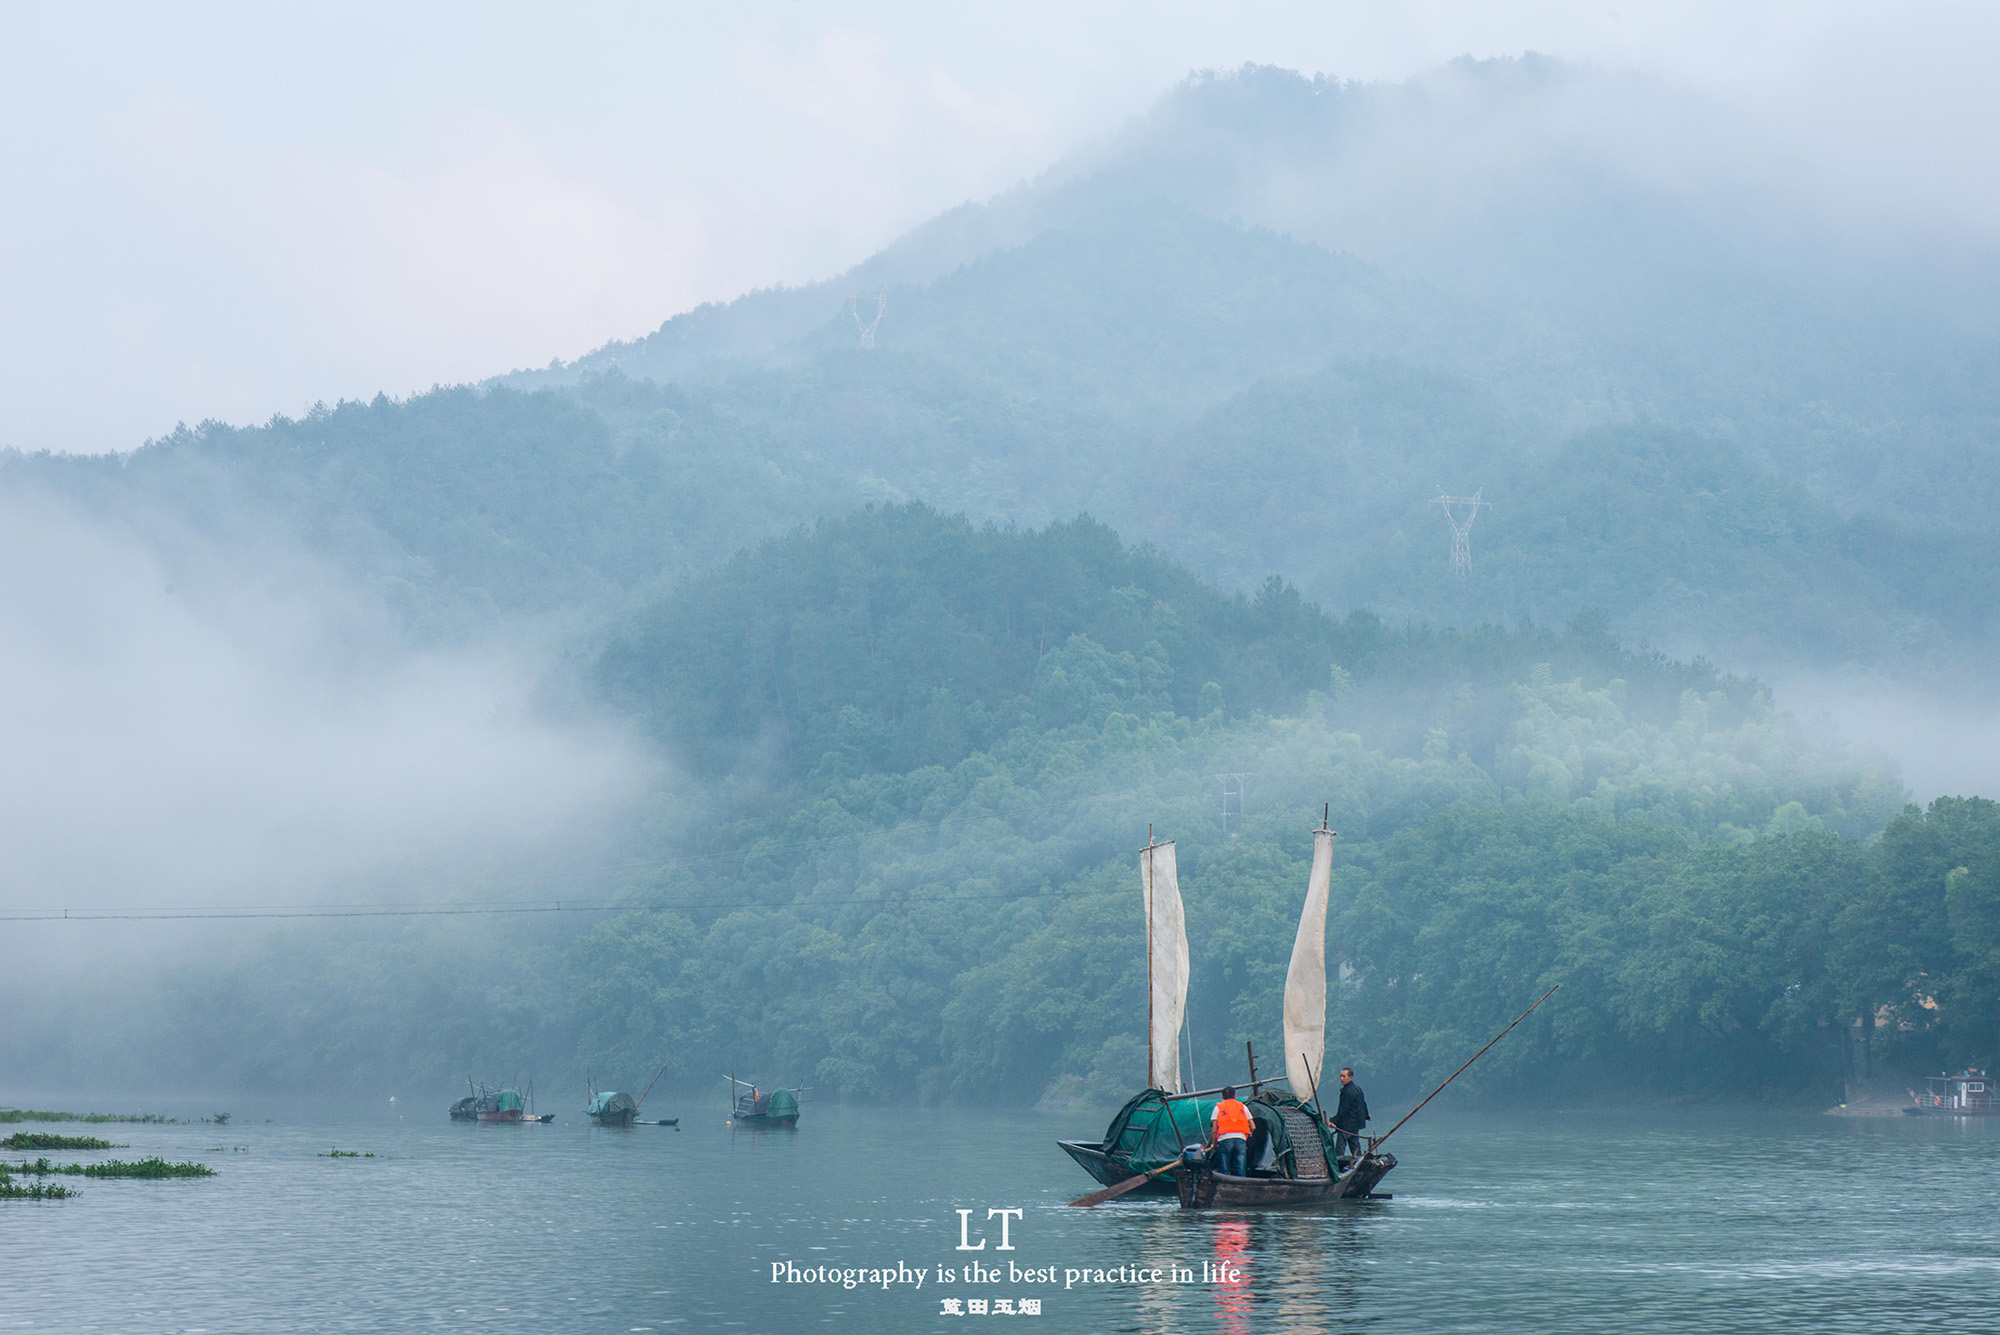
left=1058, top=815, right=1393, bottom=1206
left=1175, top=816, right=1396, bottom=1207
left=1066, top=815, right=1561, bottom=1210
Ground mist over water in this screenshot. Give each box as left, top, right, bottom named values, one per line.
left=0, top=489, right=652, bottom=912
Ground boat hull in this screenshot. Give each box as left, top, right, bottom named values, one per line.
left=733, top=1113, right=799, bottom=1128
left=1904, top=1106, right=2000, bottom=1116
left=475, top=1110, right=524, bottom=1123
left=1175, top=1153, right=1396, bottom=1209
left=1057, top=1139, right=1179, bottom=1197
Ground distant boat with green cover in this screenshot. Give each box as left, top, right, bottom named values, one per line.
left=450, top=1079, right=553, bottom=1123
left=587, top=1063, right=676, bottom=1126
left=727, top=1074, right=801, bottom=1128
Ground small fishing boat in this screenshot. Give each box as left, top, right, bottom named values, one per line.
left=480, top=1089, right=526, bottom=1122
left=1061, top=822, right=1372, bottom=1204
left=451, top=1080, right=554, bottom=1123
left=727, top=1074, right=801, bottom=1127
left=587, top=1091, right=638, bottom=1125
left=1064, top=812, right=1557, bottom=1212
left=587, top=1063, right=673, bottom=1126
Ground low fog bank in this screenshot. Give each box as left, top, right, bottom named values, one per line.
left=0, top=486, right=660, bottom=1088
left=1770, top=674, right=2000, bottom=806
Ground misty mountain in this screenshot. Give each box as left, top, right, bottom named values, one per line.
left=534, top=59, right=2000, bottom=525
left=9, top=59, right=2000, bottom=690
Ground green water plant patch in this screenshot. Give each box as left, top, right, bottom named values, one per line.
left=0, top=1109, right=178, bottom=1124
left=2, top=1133, right=123, bottom=1151
left=7, top=1157, right=214, bottom=1179
left=318, top=1149, right=375, bottom=1158
left=0, top=1176, right=73, bottom=1200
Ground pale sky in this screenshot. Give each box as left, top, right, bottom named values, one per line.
left=2, top=0, right=1994, bottom=453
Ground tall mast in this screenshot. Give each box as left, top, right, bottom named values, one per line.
left=1144, top=824, right=1154, bottom=1089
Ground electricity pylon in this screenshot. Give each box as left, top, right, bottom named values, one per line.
left=1212, top=773, right=1250, bottom=834
left=849, top=292, right=886, bottom=349
left=1430, top=488, right=1486, bottom=578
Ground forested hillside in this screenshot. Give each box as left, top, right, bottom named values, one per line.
left=7, top=63, right=1999, bottom=682
left=81, top=507, right=1983, bottom=1113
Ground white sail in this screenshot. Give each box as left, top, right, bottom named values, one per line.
left=1283, top=827, right=1336, bottom=1103
left=1142, top=839, right=1189, bottom=1093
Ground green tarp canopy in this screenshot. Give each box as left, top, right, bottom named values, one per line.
left=588, top=1091, right=636, bottom=1119
left=497, top=1089, right=524, bottom=1112
left=1100, top=1089, right=1293, bottom=1174
left=766, top=1089, right=798, bottom=1118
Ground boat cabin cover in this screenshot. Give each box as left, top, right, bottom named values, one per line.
left=1101, top=1088, right=1315, bottom=1177
left=588, top=1091, right=637, bottom=1120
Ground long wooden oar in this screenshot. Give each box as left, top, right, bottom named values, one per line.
left=1069, top=1159, right=1182, bottom=1208
left=1369, top=983, right=1560, bottom=1154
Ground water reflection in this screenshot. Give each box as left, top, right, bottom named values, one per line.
left=1102, top=1201, right=1390, bottom=1333
left=1133, top=1211, right=1186, bottom=1335
left=1212, top=1218, right=1253, bottom=1334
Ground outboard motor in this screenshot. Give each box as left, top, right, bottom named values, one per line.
left=1175, top=1143, right=1216, bottom=1209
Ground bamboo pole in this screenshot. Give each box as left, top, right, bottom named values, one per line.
left=1370, top=984, right=1560, bottom=1153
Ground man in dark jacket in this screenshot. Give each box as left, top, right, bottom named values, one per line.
left=1332, top=1067, right=1369, bottom=1165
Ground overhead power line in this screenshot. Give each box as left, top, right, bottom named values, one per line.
left=0, top=884, right=1130, bottom=924
left=2, top=777, right=1212, bottom=925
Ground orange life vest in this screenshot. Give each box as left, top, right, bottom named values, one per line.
left=1213, top=1099, right=1253, bottom=1138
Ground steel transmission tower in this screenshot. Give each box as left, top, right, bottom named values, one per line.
left=1430, top=488, right=1486, bottom=578
left=1213, top=773, right=1250, bottom=834
left=849, top=292, right=886, bottom=348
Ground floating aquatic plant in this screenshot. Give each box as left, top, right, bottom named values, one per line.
left=0, top=1175, right=73, bottom=1200
left=1, top=1133, right=123, bottom=1151
left=318, top=1148, right=375, bottom=1158
left=7, top=1157, right=214, bottom=1179
left=0, top=1109, right=177, bottom=1125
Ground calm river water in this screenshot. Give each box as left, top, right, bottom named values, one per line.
left=4, top=1098, right=1995, bottom=1332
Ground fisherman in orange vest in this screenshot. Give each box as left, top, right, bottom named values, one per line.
left=1208, top=1085, right=1253, bottom=1177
